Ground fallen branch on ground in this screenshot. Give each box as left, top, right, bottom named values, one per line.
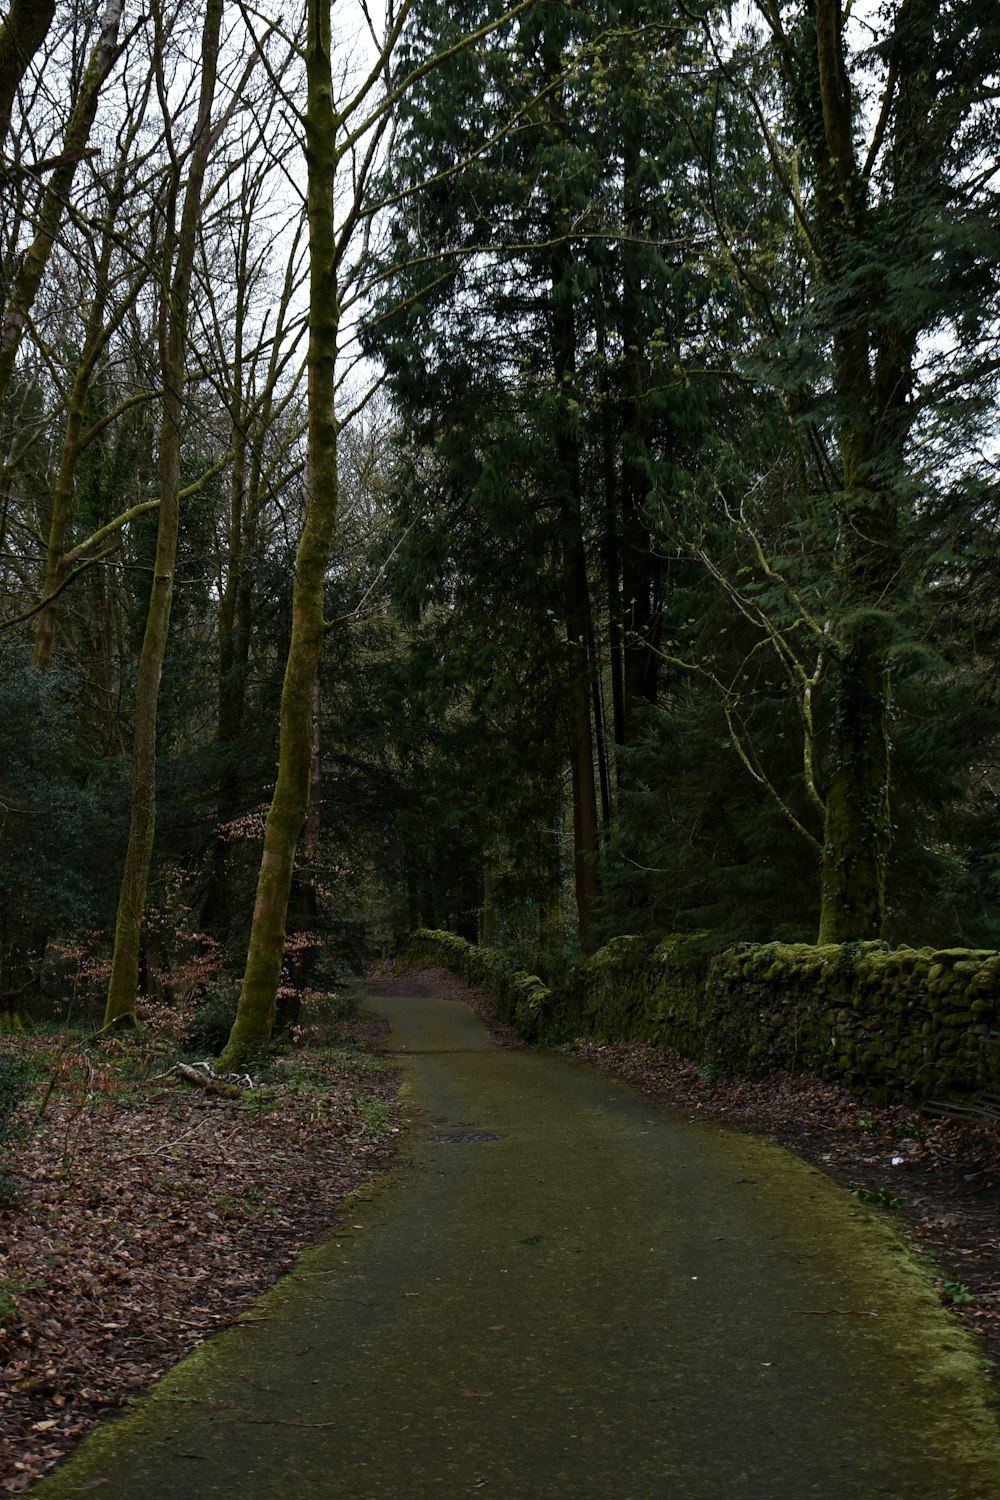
left=169, top=1062, right=245, bottom=1099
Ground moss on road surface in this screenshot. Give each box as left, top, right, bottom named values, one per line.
left=30, top=990, right=1000, bottom=1498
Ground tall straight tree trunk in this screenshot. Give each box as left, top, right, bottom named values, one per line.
left=808, top=0, right=911, bottom=943
left=541, top=34, right=600, bottom=951
left=817, top=327, right=900, bottom=944
left=219, top=0, right=341, bottom=1066
left=565, top=615, right=600, bottom=949
left=618, top=135, right=661, bottom=746
left=551, top=263, right=600, bottom=951
left=201, top=404, right=251, bottom=932
left=589, top=627, right=612, bottom=828
left=818, top=625, right=891, bottom=942
left=597, top=308, right=627, bottom=752
left=103, top=0, right=225, bottom=1029
left=282, top=674, right=323, bottom=1013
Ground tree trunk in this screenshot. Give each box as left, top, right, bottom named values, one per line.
left=598, top=310, right=627, bottom=752
left=590, top=644, right=612, bottom=828
left=565, top=621, right=600, bottom=951
left=282, top=674, right=323, bottom=1020
left=103, top=0, right=225, bottom=1029
left=555, top=347, right=600, bottom=952
left=818, top=625, right=891, bottom=943
left=480, top=858, right=497, bottom=946
left=219, top=0, right=341, bottom=1067
left=0, top=0, right=123, bottom=410
left=543, top=53, right=600, bottom=951
left=618, top=134, right=661, bottom=746
left=808, top=0, right=906, bottom=943
left=201, top=419, right=251, bottom=932
left=0, top=0, right=58, bottom=146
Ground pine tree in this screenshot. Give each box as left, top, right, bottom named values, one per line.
left=366, top=0, right=718, bottom=948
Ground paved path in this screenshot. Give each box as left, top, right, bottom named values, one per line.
left=31, top=989, right=1000, bottom=1498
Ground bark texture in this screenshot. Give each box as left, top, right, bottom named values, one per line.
left=806, top=0, right=913, bottom=942
left=544, top=54, right=600, bottom=953
left=219, top=0, right=341, bottom=1065
left=817, top=632, right=892, bottom=943
left=0, top=0, right=57, bottom=146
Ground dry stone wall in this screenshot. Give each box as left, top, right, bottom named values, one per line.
left=394, top=929, right=1000, bottom=1103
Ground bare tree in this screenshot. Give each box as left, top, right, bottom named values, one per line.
left=103, top=0, right=235, bottom=1029
left=29, top=71, right=163, bottom=669
left=193, top=76, right=309, bottom=932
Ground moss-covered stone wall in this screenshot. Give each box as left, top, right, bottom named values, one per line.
left=700, top=942, right=1000, bottom=1101
left=394, top=929, right=1000, bottom=1103
left=571, top=933, right=710, bottom=1059
left=393, top=929, right=560, bottom=1042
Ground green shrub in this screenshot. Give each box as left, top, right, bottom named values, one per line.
left=0, top=1053, right=31, bottom=1142
left=184, top=987, right=240, bottom=1057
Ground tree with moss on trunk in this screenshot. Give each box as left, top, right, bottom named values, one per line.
left=698, top=0, right=1000, bottom=942
left=220, top=0, right=538, bottom=1065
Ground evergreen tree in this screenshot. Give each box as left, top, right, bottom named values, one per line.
left=366, top=0, right=717, bottom=948
left=708, top=0, right=1000, bottom=940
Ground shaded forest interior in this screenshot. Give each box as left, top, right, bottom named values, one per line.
left=0, top=0, right=998, bottom=1053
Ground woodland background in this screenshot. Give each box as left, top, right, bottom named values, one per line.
left=0, top=0, right=998, bottom=1050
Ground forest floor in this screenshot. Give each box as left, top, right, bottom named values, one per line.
left=0, top=999, right=401, bottom=1494
left=4, top=966, right=1000, bottom=1492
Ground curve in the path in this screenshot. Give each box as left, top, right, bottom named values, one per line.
left=29, top=989, right=1000, bottom=1499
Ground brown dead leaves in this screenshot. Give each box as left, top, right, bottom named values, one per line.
left=0, top=1031, right=399, bottom=1493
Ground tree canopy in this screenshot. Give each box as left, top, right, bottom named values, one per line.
left=0, top=0, right=997, bottom=1039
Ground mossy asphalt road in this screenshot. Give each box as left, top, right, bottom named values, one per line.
left=30, top=989, right=1000, bottom=1498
